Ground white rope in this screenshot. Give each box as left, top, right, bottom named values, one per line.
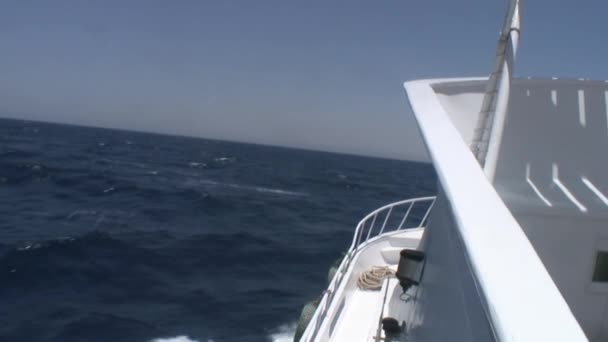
left=357, top=266, right=395, bottom=290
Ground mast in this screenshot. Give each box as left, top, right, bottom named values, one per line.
left=470, top=0, right=521, bottom=182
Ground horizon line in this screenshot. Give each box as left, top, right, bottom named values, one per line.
left=0, top=115, right=431, bottom=164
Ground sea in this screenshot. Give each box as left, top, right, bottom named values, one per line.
left=0, top=118, right=437, bottom=342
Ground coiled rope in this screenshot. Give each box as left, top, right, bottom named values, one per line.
left=357, top=266, right=395, bottom=290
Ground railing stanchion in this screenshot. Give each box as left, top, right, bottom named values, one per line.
left=379, top=207, right=393, bottom=235
left=419, top=199, right=436, bottom=228
left=356, top=221, right=365, bottom=249
left=397, top=201, right=414, bottom=230
left=365, top=213, right=378, bottom=241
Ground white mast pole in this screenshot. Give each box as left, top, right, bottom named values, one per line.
left=470, top=0, right=521, bottom=182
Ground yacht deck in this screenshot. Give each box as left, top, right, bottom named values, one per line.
left=323, top=229, right=421, bottom=342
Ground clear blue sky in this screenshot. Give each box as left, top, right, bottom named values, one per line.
left=0, top=0, right=607, bottom=161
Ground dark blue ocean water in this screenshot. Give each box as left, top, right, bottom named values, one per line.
left=0, top=118, right=436, bottom=342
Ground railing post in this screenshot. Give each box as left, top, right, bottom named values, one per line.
left=397, top=201, right=414, bottom=230
left=419, top=199, right=436, bottom=227
left=356, top=221, right=365, bottom=249
left=378, top=207, right=393, bottom=235
left=365, top=213, right=378, bottom=241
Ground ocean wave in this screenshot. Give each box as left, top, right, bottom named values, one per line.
left=269, top=323, right=296, bottom=342
left=196, top=179, right=219, bottom=186
left=213, top=157, right=235, bottom=163
left=150, top=336, right=200, bottom=342
left=194, top=179, right=307, bottom=197
left=0, top=161, right=52, bottom=184
left=175, top=231, right=310, bottom=274
left=188, top=161, right=207, bottom=168
left=0, top=118, right=438, bottom=341
left=97, top=158, right=150, bottom=170
left=16, top=242, right=44, bottom=251
left=0, top=148, right=39, bottom=159
left=0, top=231, right=177, bottom=293
left=52, top=312, right=160, bottom=341
left=205, top=156, right=236, bottom=169
left=66, top=209, right=138, bottom=229
left=251, top=186, right=306, bottom=197
left=66, top=209, right=98, bottom=220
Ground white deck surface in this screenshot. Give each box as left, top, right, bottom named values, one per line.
left=323, top=229, right=419, bottom=342
left=331, top=273, right=406, bottom=342
left=330, top=289, right=383, bottom=342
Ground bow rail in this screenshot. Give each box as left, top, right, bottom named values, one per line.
left=306, top=196, right=436, bottom=341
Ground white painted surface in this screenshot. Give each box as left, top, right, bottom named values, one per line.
left=491, top=78, right=608, bottom=340
left=526, top=163, right=552, bottom=206
left=494, top=79, right=608, bottom=214
left=381, top=232, right=423, bottom=263
left=405, top=193, right=496, bottom=341
left=388, top=230, right=424, bottom=246
left=405, top=78, right=588, bottom=341
left=579, top=90, right=588, bottom=127
left=299, top=228, right=423, bottom=342
left=434, top=80, right=485, bottom=145
left=300, top=197, right=434, bottom=342
left=483, top=44, right=515, bottom=182
left=330, top=288, right=383, bottom=342
left=380, top=247, right=405, bottom=264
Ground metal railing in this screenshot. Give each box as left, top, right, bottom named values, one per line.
left=306, top=196, right=436, bottom=341
left=350, top=196, right=436, bottom=251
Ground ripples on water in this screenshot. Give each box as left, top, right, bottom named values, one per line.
left=0, top=118, right=436, bottom=341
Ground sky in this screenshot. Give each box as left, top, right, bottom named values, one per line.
left=1, top=1, right=608, bottom=161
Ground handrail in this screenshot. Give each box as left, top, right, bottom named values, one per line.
left=350, top=196, right=436, bottom=251
left=306, top=196, right=436, bottom=341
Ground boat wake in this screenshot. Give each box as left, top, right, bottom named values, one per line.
left=149, top=336, right=200, bottom=342
left=148, top=326, right=295, bottom=342
left=268, top=322, right=296, bottom=342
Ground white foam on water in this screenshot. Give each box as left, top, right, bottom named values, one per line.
left=188, top=161, right=207, bottom=168
left=149, top=336, right=202, bottom=342
left=222, top=182, right=307, bottom=197
left=66, top=209, right=97, bottom=220
left=198, top=179, right=220, bottom=186
left=213, top=156, right=236, bottom=163
left=269, top=323, right=296, bottom=342
left=17, top=243, right=42, bottom=251
left=190, top=178, right=308, bottom=197
left=252, top=186, right=307, bottom=197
